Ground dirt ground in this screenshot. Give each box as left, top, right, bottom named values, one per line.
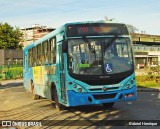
left=0, top=79, right=160, bottom=129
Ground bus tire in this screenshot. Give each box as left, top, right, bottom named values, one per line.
left=31, top=82, right=39, bottom=100
left=103, top=102, right=114, bottom=109
left=51, top=85, right=63, bottom=111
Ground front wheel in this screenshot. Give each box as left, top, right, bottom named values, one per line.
left=53, top=87, right=63, bottom=111
left=103, top=102, right=114, bottom=109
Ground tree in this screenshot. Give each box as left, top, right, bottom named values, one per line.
left=126, top=24, right=139, bottom=41
left=126, top=24, right=139, bottom=34
left=0, top=22, right=23, bottom=49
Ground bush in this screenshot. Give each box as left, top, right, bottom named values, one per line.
left=0, top=65, right=23, bottom=80
left=0, top=74, right=2, bottom=79
left=136, top=74, right=160, bottom=88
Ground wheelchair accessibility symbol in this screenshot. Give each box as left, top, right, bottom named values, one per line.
left=105, top=64, right=112, bottom=73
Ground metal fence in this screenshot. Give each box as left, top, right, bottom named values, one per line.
left=0, top=65, right=23, bottom=80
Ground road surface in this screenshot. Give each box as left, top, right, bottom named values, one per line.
left=0, top=80, right=160, bottom=129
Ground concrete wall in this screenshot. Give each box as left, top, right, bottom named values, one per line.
left=0, top=50, right=4, bottom=65
left=0, top=49, right=23, bottom=65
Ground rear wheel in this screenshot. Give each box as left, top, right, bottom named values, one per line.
left=31, top=82, right=39, bottom=100
left=103, top=102, right=114, bottom=109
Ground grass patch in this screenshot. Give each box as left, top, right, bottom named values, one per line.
left=136, top=65, right=160, bottom=88
left=136, top=75, right=160, bottom=89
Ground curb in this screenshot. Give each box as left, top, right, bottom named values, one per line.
left=0, top=79, right=23, bottom=86
left=137, top=88, right=160, bottom=92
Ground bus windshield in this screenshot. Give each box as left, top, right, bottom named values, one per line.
left=68, top=37, right=133, bottom=75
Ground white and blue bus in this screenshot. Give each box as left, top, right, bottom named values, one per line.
left=23, top=21, right=137, bottom=110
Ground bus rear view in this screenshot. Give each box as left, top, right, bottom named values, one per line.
left=65, top=22, right=136, bottom=108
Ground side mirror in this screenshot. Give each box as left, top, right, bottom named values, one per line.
left=62, top=40, right=68, bottom=53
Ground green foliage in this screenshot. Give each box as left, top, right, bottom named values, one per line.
left=0, top=65, right=23, bottom=80
left=136, top=66, right=160, bottom=88
left=0, top=22, right=23, bottom=49
left=149, top=65, right=160, bottom=73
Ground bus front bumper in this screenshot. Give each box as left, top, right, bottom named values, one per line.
left=67, top=86, right=137, bottom=106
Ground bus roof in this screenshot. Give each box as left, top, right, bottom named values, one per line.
left=64, top=20, right=124, bottom=26
left=23, top=21, right=126, bottom=50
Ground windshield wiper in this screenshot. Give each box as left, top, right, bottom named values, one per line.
left=82, top=36, right=95, bottom=53
left=104, top=34, right=118, bottom=50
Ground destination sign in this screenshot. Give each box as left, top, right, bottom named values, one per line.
left=67, top=23, right=129, bottom=37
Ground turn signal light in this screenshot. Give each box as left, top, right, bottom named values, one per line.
left=69, top=82, right=73, bottom=85
left=126, top=84, right=130, bottom=89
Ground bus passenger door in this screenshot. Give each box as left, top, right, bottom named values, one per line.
left=58, top=43, right=67, bottom=103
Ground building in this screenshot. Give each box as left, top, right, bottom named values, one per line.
left=20, top=24, right=55, bottom=47
left=132, top=33, right=160, bottom=68
left=0, top=49, right=23, bottom=66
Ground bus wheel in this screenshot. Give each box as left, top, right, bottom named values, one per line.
left=103, top=102, right=114, bottom=109
left=52, top=87, right=63, bottom=111
left=31, top=82, right=39, bottom=100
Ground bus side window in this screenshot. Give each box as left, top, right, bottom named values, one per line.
left=47, top=40, right=51, bottom=64
left=28, top=49, right=32, bottom=67
left=32, top=47, right=37, bottom=66
left=50, top=38, right=56, bottom=64
left=37, top=44, right=42, bottom=66
left=41, top=44, right=43, bottom=65
left=41, top=42, right=45, bottom=65
left=36, top=46, right=38, bottom=65
left=43, top=41, right=48, bottom=64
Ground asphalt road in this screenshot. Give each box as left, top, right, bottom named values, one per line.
left=0, top=80, right=160, bottom=129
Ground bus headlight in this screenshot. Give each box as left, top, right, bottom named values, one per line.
left=130, top=80, right=134, bottom=84
left=73, top=84, right=77, bottom=88
left=126, top=84, right=130, bottom=89
left=72, top=83, right=87, bottom=92
left=78, top=88, right=82, bottom=92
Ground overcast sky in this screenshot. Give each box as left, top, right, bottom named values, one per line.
left=0, top=0, right=160, bottom=35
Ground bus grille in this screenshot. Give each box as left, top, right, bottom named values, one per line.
left=89, top=87, right=119, bottom=91
left=93, top=93, right=117, bottom=100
